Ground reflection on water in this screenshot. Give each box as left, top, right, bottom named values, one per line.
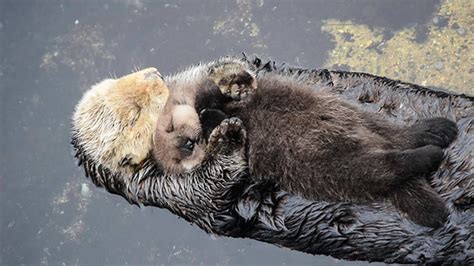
left=4, top=0, right=470, bottom=264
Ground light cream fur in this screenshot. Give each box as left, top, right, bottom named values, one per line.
left=72, top=68, right=169, bottom=176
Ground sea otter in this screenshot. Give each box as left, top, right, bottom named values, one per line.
left=153, top=60, right=458, bottom=228
left=71, top=57, right=473, bottom=263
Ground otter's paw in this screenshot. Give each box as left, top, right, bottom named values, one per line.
left=392, top=145, right=444, bottom=177
left=408, top=117, right=458, bottom=148
left=209, top=63, right=256, bottom=101
left=207, top=117, right=247, bottom=155
left=199, top=108, right=228, bottom=141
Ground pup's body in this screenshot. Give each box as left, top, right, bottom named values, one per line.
left=203, top=76, right=451, bottom=203
left=153, top=59, right=458, bottom=228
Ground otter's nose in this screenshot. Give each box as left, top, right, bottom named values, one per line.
left=142, top=68, right=163, bottom=80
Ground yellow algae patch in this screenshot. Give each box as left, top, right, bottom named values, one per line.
left=213, top=0, right=266, bottom=48
left=322, top=0, right=473, bottom=95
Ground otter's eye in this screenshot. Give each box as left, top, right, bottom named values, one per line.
left=180, top=137, right=200, bottom=157
left=183, top=139, right=195, bottom=152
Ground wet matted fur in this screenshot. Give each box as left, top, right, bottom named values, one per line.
left=71, top=56, right=473, bottom=264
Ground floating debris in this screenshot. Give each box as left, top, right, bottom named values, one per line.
left=213, top=0, right=266, bottom=48
left=81, top=183, right=92, bottom=198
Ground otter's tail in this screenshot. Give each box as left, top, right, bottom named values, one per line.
left=390, top=179, right=448, bottom=228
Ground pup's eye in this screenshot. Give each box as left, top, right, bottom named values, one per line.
left=183, top=139, right=195, bottom=152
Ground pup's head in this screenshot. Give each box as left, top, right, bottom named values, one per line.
left=72, top=68, right=169, bottom=177
left=153, top=104, right=206, bottom=174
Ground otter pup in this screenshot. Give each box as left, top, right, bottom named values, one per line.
left=153, top=100, right=206, bottom=174
left=153, top=60, right=458, bottom=228
left=152, top=58, right=251, bottom=174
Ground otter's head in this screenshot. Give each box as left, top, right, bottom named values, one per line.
left=153, top=104, right=206, bottom=174
left=72, top=68, right=169, bottom=177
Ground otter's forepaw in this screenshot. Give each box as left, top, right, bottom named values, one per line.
left=209, top=63, right=257, bottom=101
left=409, top=117, right=458, bottom=148
left=207, top=117, right=247, bottom=155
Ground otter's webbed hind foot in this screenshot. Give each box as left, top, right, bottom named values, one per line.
left=391, top=179, right=448, bottom=228
left=207, top=117, right=247, bottom=156
left=387, top=145, right=444, bottom=179
left=405, top=117, right=458, bottom=148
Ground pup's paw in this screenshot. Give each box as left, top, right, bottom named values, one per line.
left=409, top=117, right=458, bottom=148
left=207, top=117, right=247, bottom=155
left=199, top=108, right=228, bottom=141
left=209, top=62, right=256, bottom=101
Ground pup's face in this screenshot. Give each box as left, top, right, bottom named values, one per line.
left=73, top=67, right=169, bottom=176
left=153, top=104, right=206, bottom=174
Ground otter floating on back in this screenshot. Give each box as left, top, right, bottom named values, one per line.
left=71, top=56, right=473, bottom=264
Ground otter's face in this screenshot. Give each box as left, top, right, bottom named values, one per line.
left=72, top=68, right=169, bottom=177
left=153, top=104, right=206, bottom=174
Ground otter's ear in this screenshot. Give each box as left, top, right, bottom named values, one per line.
left=165, top=116, right=174, bottom=133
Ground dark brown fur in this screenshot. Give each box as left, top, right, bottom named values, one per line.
left=196, top=72, right=457, bottom=228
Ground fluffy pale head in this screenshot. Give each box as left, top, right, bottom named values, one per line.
left=153, top=104, right=206, bottom=174
left=72, top=67, right=169, bottom=176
